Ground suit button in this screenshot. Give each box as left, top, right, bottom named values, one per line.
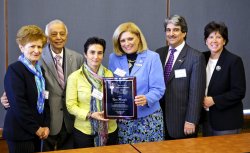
left=60, top=108, right=63, bottom=111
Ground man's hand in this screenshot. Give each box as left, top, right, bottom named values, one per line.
left=1, top=92, right=10, bottom=108
left=184, top=121, right=195, bottom=135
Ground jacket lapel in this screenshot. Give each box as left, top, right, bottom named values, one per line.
left=208, top=49, right=227, bottom=93
left=159, top=47, right=169, bottom=67
left=64, top=48, right=73, bottom=82
left=117, top=52, right=146, bottom=77
left=42, top=45, right=60, bottom=83
left=130, top=51, right=146, bottom=76
left=118, top=55, right=130, bottom=76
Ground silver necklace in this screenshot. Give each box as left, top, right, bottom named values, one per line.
left=128, top=59, right=136, bottom=68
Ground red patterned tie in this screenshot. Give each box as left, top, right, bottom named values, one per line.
left=164, top=48, right=176, bottom=83
left=55, top=55, right=65, bottom=89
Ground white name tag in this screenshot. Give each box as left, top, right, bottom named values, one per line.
left=175, top=69, right=187, bottom=78
left=91, top=88, right=103, bottom=100
left=43, top=90, right=49, bottom=99
left=114, top=68, right=126, bottom=77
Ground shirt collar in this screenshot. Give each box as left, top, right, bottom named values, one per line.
left=169, top=41, right=185, bottom=53
left=51, top=47, right=64, bottom=59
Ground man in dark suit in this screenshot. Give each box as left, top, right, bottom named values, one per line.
left=1, top=20, right=83, bottom=151
left=156, top=15, right=206, bottom=139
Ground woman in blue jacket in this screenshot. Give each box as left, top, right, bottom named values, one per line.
left=109, top=22, right=165, bottom=144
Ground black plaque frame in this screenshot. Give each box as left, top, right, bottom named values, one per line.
left=103, top=77, right=137, bottom=119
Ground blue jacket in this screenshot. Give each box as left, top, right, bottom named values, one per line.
left=109, top=50, right=165, bottom=118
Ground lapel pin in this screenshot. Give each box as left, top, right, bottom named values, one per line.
left=178, top=59, right=183, bottom=63
left=216, top=65, right=221, bottom=71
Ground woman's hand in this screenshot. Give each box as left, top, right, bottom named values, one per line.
left=41, top=127, right=50, bottom=139
left=135, top=95, right=147, bottom=106
left=91, top=111, right=109, bottom=121
left=36, top=127, right=50, bottom=140
left=203, top=96, right=215, bottom=109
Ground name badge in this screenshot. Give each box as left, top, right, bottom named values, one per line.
left=114, top=68, right=126, bottom=77
left=91, top=88, right=103, bottom=100
left=43, top=90, right=49, bottom=99
left=175, top=69, right=187, bottom=78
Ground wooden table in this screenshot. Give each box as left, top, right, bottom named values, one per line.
left=45, top=144, right=138, bottom=153
left=0, top=128, right=8, bottom=153
left=44, top=133, right=250, bottom=153
left=132, top=133, right=250, bottom=153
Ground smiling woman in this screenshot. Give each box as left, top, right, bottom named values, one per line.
left=201, top=21, right=246, bottom=137
left=3, top=25, right=50, bottom=153
left=18, top=40, right=44, bottom=65
left=84, top=44, right=104, bottom=73
left=109, top=22, right=165, bottom=144
left=66, top=37, right=118, bottom=148
left=15, top=25, right=47, bottom=66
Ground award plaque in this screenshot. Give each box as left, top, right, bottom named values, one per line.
left=103, top=77, right=137, bottom=119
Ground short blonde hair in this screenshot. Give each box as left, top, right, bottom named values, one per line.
left=112, top=22, right=148, bottom=56
left=16, top=25, right=47, bottom=47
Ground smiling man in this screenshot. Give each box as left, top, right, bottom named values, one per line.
left=156, top=15, right=206, bottom=140
left=40, top=19, right=84, bottom=151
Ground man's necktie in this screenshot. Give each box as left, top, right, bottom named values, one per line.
left=55, top=55, right=65, bottom=89
left=164, top=48, right=176, bottom=83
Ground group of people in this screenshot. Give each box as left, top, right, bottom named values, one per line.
left=0, top=14, right=246, bottom=153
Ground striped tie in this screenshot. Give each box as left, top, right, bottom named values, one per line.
left=164, top=48, right=176, bottom=83
left=55, top=55, right=65, bottom=89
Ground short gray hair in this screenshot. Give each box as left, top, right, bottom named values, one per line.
left=164, top=15, right=188, bottom=33
left=45, top=19, right=68, bottom=36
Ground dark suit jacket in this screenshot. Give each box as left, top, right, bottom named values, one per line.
left=202, top=49, right=246, bottom=130
left=40, top=45, right=83, bottom=135
left=3, top=61, right=50, bottom=141
left=156, top=44, right=206, bottom=138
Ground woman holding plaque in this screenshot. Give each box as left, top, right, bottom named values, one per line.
left=109, top=22, right=165, bottom=144
left=66, top=37, right=117, bottom=148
